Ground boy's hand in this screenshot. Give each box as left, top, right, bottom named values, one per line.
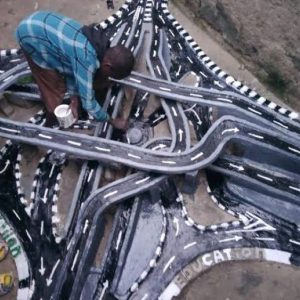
left=70, top=96, right=80, bottom=121
left=108, top=118, right=129, bottom=131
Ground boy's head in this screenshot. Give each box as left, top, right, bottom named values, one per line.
left=100, top=45, right=134, bottom=79
left=94, top=45, right=134, bottom=90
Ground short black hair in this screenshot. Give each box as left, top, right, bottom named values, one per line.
left=104, top=45, right=134, bottom=79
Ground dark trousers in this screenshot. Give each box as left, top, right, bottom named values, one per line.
left=24, top=52, right=68, bottom=126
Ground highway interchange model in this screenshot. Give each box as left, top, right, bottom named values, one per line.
left=0, top=0, right=300, bottom=299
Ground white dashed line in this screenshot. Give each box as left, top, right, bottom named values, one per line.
left=115, top=230, right=122, bottom=250
left=83, top=219, right=89, bottom=234
left=116, top=20, right=122, bottom=27
left=162, top=160, right=176, bottom=165
left=104, top=190, right=118, bottom=199
left=71, top=250, right=79, bottom=272
left=9, top=59, right=21, bottom=63
left=152, top=144, right=166, bottom=151
left=3, top=75, right=14, bottom=82
left=156, top=65, right=162, bottom=76
left=163, top=256, right=176, bottom=273
left=171, top=107, right=178, bottom=117
left=135, top=176, right=150, bottom=185
left=13, top=209, right=21, bottom=221
left=255, top=237, right=275, bottom=241
left=191, top=152, right=203, bottom=161
left=38, top=134, right=52, bottom=140
left=26, top=230, right=32, bottom=242
left=187, top=56, right=193, bottom=64
left=200, top=71, right=208, bottom=78
left=289, top=239, right=300, bottom=246
left=184, top=242, right=197, bottom=250
left=289, top=186, right=300, bottom=192
left=169, top=29, right=175, bottom=37
left=128, top=153, right=141, bottom=159
left=288, top=147, right=300, bottom=155
left=87, top=169, right=94, bottom=183
left=217, top=97, right=233, bottom=103
left=103, top=122, right=108, bottom=132
left=110, top=96, right=116, bottom=106
left=159, top=87, right=171, bottom=92
left=257, top=174, right=273, bottom=182
left=141, top=294, right=148, bottom=300
left=0, top=127, right=20, bottom=134
left=158, top=15, right=165, bottom=24
left=273, top=120, right=288, bottom=129
left=40, top=221, right=44, bottom=236
left=95, top=147, right=111, bottom=152
left=129, top=77, right=141, bottom=83
left=248, top=133, right=264, bottom=140
left=67, top=140, right=82, bottom=146
left=248, top=107, right=262, bottom=115
left=0, top=160, right=9, bottom=174
left=190, top=93, right=203, bottom=98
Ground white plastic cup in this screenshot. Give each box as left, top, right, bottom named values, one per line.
left=54, top=104, right=76, bottom=128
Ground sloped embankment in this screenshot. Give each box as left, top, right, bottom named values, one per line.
left=174, top=0, right=300, bottom=110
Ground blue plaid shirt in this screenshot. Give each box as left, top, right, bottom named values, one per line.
left=16, top=11, right=109, bottom=121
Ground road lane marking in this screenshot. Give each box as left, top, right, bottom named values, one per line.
left=67, top=140, right=82, bottom=146
left=162, top=160, right=176, bottom=165
left=38, top=134, right=53, bottom=140
left=288, top=147, right=300, bottom=155
left=159, top=87, right=171, bottom=92
left=135, top=176, right=150, bottom=185
left=13, top=210, right=21, bottom=221
left=163, top=256, right=176, bottom=273
left=129, top=77, right=141, bottom=83
left=128, top=153, right=141, bottom=159
left=273, top=120, right=288, bottom=129
left=255, top=237, right=275, bottom=241
left=190, top=93, right=203, bottom=98
left=95, top=147, right=111, bottom=152
left=200, top=71, right=207, bottom=78
left=290, top=239, right=300, bottom=246
left=248, top=133, right=264, bottom=139
left=191, top=152, right=203, bottom=161
left=187, top=56, right=193, bottom=64
left=0, top=127, right=20, bottom=134
left=87, top=169, right=94, bottom=183
left=248, top=107, right=262, bottom=115
left=71, top=250, right=79, bottom=272
left=289, top=186, right=300, bottom=192
left=217, top=97, right=233, bottom=103
left=171, top=107, right=178, bottom=117
left=184, top=242, right=197, bottom=250
left=104, top=190, right=118, bottom=199
left=257, top=174, right=273, bottom=182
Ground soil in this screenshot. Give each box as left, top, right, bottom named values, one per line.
left=172, top=0, right=300, bottom=111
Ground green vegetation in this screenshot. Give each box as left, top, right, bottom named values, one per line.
left=265, top=70, right=287, bottom=97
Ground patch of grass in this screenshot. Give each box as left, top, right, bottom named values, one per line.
left=265, top=70, right=287, bottom=96
left=17, top=75, right=34, bottom=85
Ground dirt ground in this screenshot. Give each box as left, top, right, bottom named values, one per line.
left=0, top=0, right=300, bottom=300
